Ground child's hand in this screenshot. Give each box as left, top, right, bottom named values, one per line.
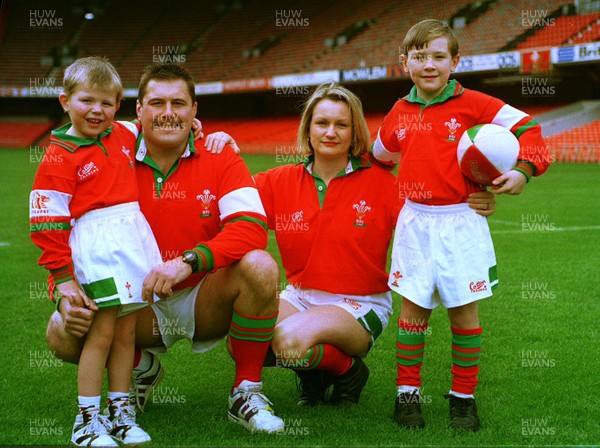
left=491, top=170, right=527, bottom=195
left=58, top=294, right=96, bottom=338
left=192, top=118, right=204, bottom=140
left=55, top=279, right=97, bottom=311
left=204, top=132, right=240, bottom=154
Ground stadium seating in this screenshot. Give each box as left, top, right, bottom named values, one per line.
left=545, top=120, right=600, bottom=163
left=0, top=120, right=54, bottom=147
left=569, top=18, right=600, bottom=44
left=1, top=0, right=599, bottom=87
left=199, top=112, right=395, bottom=154
left=0, top=0, right=77, bottom=85
left=454, top=0, right=566, bottom=55
left=516, top=12, right=600, bottom=49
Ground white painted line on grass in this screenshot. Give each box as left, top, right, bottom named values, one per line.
left=0, top=242, right=10, bottom=247
left=492, top=225, right=600, bottom=234
left=488, top=219, right=522, bottom=227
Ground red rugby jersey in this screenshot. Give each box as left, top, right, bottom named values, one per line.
left=30, top=121, right=139, bottom=287
left=372, top=80, right=550, bottom=205
left=135, top=133, right=268, bottom=291
left=255, top=156, right=401, bottom=295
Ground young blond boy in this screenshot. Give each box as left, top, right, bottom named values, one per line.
left=372, top=20, right=550, bottom=431
left=30, top=57, right=161, bottom=446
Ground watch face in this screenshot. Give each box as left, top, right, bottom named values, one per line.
left=184, top=252, right=197, bottom=263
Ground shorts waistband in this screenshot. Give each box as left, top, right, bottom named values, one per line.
left=404, top=199, right=471, bottom=215
left=76, top=202, right=141, bottom=222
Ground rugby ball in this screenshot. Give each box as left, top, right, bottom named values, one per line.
left=457, top=124, right=519, bottom=186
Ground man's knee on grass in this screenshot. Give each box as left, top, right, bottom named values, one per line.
left=45, top=311, right=84, bottom=364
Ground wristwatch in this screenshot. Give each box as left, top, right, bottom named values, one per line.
left=181, top=250, right=199, bottom=273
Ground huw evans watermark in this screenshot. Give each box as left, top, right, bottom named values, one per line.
left=275, top=10, right=309, bottom=28
left=30, top=10, right=63, bottom=29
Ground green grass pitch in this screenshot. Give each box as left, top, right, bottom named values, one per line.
left=1, top=148, right=598, bottom=446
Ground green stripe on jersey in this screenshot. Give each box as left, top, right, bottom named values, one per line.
left=514, top=119, right=538, bottom=138
left=30, top=222, right=71, bottom=232
left=228, top=215, right=268, bottom=231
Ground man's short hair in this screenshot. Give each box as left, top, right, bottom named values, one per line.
left=402, top=19, right=459, bottom=58
left=297, top=82, right=371, bottom=158
left=63, top=56, right=123, bottom=102
left=138, top=63, right=196, bottom=103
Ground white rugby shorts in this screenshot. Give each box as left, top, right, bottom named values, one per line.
left=280, top=284, right=393, bottom=350
left=388, top=199, right=498, bottom=309
left=69, top=202, right=162, bottom=315
left=147, top=277, right=224, bottom=355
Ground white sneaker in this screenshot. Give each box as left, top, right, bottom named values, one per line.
left=108, top=397, right=151, bottom=445
left=131, top=351, right=164, bottom=412
left=227, top=380, right=285, bottom=433
left=71, top=410, right=118, bottom=447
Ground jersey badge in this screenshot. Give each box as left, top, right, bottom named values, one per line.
left=391, top=270, right=403, bottom=287
left=444, top=117, right=462, bottom=142
left=196, top=189, right=216, bottom=218
left=395, top=127, right=406, bottom=142
left=352, top=200, right=371, bottom=227
left=31, top=191, right=50, bottom=213
left=122, top=146, right=134, bottom=167
left=469, top=280, right=487, bottom=293
left=78, top=161, right=99, bottom=180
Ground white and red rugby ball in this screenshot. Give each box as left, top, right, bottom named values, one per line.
left=457, top=123, right=520, bottom=186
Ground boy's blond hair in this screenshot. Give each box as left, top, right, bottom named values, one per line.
left=297, top=82, right=371, bottom=158
left=63, top=56, right=123, bottom=102
left=401, top=19, right=459, bottom=58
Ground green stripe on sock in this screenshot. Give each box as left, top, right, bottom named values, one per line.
left=451, top=348, right=480, bottom=359
left=396, top=347, right=424, bottom=357
left=303, top=344, right=324, bottom=369
left=452, top=356, right=480, bottom=367
left=231, top=311, right=277, bottom=329
left=229, top=328, right=274, bottom=342
left=395, top=353, right=423, bottom=366
left=451, top=333, right=482, bottom=349
left=397, top=324, right=426, bottom=366
left=397, top=328, right=426, bottom=346
left=229, top=311, right=276, bottom=342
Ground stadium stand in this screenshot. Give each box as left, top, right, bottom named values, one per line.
left=0, top=119, right=54, bottom=147
left=569, top=17, right=600, bottom=44
left=1, top=0, right=599, bottom=87
left=0, top=0, right=77, bottom=85
left=454, top=0, right=566, bottom=55
left=546, top=120, right=600, bottom=162
left=516, top=12, right=600, bottom=49
left=200, top=112, right=388, bottom=153
left=0, top=1, right=598, bottom=163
